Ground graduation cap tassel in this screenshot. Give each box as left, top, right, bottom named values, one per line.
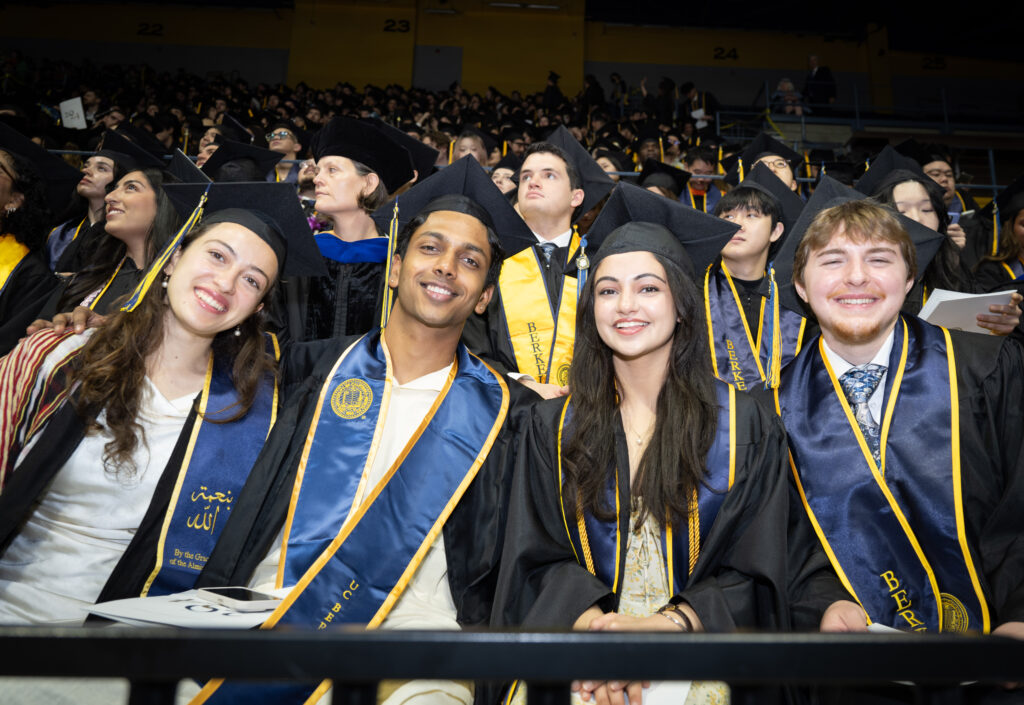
left=764, top=263, right=783, bottom=390
left=992, top=203, right=1000, bottom=257
left=659, top=138, right=664, bottom=163
left=379, top=202, right=400, bottom=329
left=738, top=158, right=745, bottom=183
left=120, top=183, right=212, bottom=313
left=448, top=140, right=454, bottom=165
left=717, top=146, right=724, bottom=175
left=575, top=229, right=589, bottom=299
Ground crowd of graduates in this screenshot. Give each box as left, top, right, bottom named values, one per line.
left=0, top=48, right=1023, bottom=705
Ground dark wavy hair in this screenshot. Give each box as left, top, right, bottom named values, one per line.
left=71, top=222, right=279, bottom=479
left=58, top=168, right=181, bottom=312
left=1, top=150, right=51, bottom=252
left=981, top=209, right=1024, bottom=266
left=563, top=254, right=718, bottom=528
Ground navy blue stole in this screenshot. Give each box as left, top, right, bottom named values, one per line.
left=142, top=334, right=279, bottom=596
left=704, top=264, right=806, bottom=391
left=555, top=382, right=735, bottom=596
left=194, top=331, right=509, bottom=705
left=776, top=317, right=989, bottom=633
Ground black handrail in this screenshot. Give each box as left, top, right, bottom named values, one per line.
left=2, top=628, right=1022, bottom=695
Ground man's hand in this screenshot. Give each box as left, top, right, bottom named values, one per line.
left=26, top=306, right=107, bottom=336
left=976, top=292, right=1022, bottom=336
left=518, top=379, right=569, bottom=400
left=819, top=600, right=868, bottom=632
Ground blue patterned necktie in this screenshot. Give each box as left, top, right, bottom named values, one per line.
left=537, top=242, right=557, bottom=268
left=838, top=363, right=887, bottom=465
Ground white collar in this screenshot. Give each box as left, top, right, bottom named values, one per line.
left=533, top=228, right=573, bottom=249
left=822, top=328, right=895, bottom=379
left=391, top=362, right=453, bottom=392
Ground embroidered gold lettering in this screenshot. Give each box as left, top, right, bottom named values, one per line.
left=880, top=570, right=900, bottom=591
left=880, top=570, right=926, bottom=631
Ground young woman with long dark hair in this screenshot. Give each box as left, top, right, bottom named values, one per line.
left=0, top=183, right=321, bottom=625
left=494, top=217, right=859, bottom=705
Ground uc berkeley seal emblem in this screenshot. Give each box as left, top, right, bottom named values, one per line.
left=331, top=378, right=373, bottom=419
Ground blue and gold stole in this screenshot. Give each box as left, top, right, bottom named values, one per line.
left=193, top=331, right=509, bottom=705
left=999, top=257, right=1024, bottom=282
left=0, top=234, right=29, bottom=297
left=555, top=383, right=736, bottom=596
left=776, top=317, right=989, bottom=633
left=704, top=263, right=806, bottom=391
left=141, top=334, right=280, bottom=596
left=498, top=233, right=580, bottom=385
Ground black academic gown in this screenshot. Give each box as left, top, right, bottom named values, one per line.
left=0, top=250, right=60, bottom=357
left=196, top=334, right=538, bottom=632
left=492, top=390, right=846, bottom=704
left=277, top=260, right=385, bottom=346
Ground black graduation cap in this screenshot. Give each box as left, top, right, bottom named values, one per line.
left=167, top=149, right=211, bottom=184
left=593, top=147, right=631, bottom=174
left=853, top=145, right=925, bottom=197
left=995, top=173, right=1024, bottom=224
left=493, top=153, right=523, bottom=172
left=0, top=119, right=83, bottom=214
left=736, top=162, right=806, bottom=237
left=200, top=139, right=283, bottom=182
left=218, top=114, right=253, bottom=144
left=161, top=181, right=325, bottom=277
left=638, top=159, right=690, bottom=198
left=894, top=138, right=949, bottom=168
left=764, top=176, right=946, bottom=315
left=542, top=125, right=616, bottom=217
left=369, top=155, right=535, bottom=257
left=114, top=124, right=171, bottom=161
left=726, top=133, right=802, bottom=185
left=99, top=129, right=165, bottom=171
left=362, top=118, right=439, bottom=182
left=573, top=181, right=740, bottom=280
left=267, top=119, right=307, bottom=154
left=311, top=117, right=413, bottom=194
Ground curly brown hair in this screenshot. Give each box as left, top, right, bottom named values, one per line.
left=70, top=223, right=279, bottom=479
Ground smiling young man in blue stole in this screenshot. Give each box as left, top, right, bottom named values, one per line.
left=191, top=193, right=537, bottom=705
left=775, top=199, right=1024, bottom=642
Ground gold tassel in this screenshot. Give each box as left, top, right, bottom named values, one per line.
left=379, top=202, right=400, bottom=328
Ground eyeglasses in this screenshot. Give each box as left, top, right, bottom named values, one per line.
left=924, top=169, right=954, bottom=180
left=267, top=130, right=294, bottom=141
left=756, top=158, right=790, bottom=170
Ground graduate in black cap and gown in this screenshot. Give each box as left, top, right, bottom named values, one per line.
left=462, top=126, right=614, bottom=399
left=279, top=116, right=414, bottom=344
left=187, top=159, right=538, bottom=705
left=0, top=181, right=323, bottom=624
left=493, top=203, right=858, bottom=705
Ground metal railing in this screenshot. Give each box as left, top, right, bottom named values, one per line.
left=1, top=627, right=1022, bottom=704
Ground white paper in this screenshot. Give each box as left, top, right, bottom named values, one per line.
left=918, top=288, right=1016, bottom=334
left=59, top=97, right=87, bottom=129
left=89, top=589, right=275, bottom=629
left=690, top=108, right=707, bottom=130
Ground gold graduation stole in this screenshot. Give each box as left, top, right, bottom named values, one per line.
left=776, top=317, right=990, bottom=633
left=498, top=232, right=580, bottom=385
left=0, top=234, right=29, bottom=297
